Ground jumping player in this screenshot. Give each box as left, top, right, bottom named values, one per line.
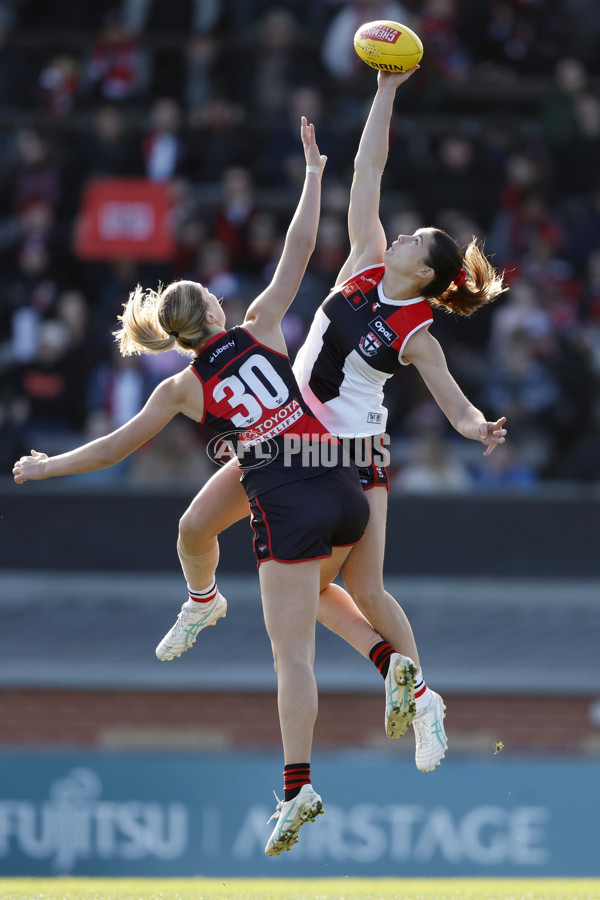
left=154, top=67, right=508, bottom=775
left=14, top=118, right=408, bottom=857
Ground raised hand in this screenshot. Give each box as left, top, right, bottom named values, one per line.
left=301, top=116, right=327, bottom=176
left=377, top=65, right=420, bottom=89
left=478, top=417, right=507, bottom=456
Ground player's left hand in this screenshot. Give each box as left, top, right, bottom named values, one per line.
left=12, top=449, right=49, bottom=484
left=479, top=417, right=507, bottom=456
left=301, top=116, right=327, bottom=176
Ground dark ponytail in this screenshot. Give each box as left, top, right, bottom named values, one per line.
left=424, top=230, right=507, bottom=317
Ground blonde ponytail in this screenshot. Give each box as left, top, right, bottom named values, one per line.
left=113, top=280, right=208, bottom=356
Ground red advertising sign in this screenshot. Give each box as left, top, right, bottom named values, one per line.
left=75, top=178, right=175, bottom=261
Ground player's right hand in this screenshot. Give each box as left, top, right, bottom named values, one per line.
left=13, top=449, right=49, bottom=484
left=377, top=66, right=420, bottom=89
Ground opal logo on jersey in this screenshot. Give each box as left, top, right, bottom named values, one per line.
left=208, top=340, right=235, bottom=364
left=368, top=316, right=398, bottom=346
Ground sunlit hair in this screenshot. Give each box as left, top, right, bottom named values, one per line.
left=423, top=229, right=507, bottom=317
left=113, top=280, right=209, bottom=356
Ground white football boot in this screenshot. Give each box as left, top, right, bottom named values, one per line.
left=265, top=784, right=324, bottom=857
left=413, top=690, right=447, bottom=772
left=155, top=593, right=227, bottom=661
left=384, top=652, right=417, bottom=738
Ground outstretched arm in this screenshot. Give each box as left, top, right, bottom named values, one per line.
left=336, top=68, right=419, bottom=285
left=404, top=327, right=507, bottom=455
left=243, top=117, right=326, bottom=348
left=13, top=376, right=188, bottom=482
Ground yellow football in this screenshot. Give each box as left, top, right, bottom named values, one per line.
left=353, top=20, right=423, bottom=73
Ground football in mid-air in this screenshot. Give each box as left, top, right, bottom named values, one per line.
left=353, top=20, right=423, bottom=73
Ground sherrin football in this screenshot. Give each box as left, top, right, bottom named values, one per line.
left=353, top=20, right=423, bottom=73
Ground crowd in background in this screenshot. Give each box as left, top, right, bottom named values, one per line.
left=1, top=0, right=600, bottom=491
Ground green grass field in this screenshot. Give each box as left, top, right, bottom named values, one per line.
left=0, top=879, right=598, bottom=900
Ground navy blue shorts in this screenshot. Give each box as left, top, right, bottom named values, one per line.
left=249, top=463, right=369, bottom=565
left=341, top=434, right=390, bottom=492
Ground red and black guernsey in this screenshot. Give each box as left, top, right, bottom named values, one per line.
left=190, top=326, right=336, bottom=499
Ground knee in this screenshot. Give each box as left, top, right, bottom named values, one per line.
left=178, top=502, right=212, bottom=547
left=271, top=644, right=313, bottom=677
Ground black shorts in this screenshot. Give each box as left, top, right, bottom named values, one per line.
left=342, top=434, right=390, bottom=492
left=249, top=463, right=369, bottom=565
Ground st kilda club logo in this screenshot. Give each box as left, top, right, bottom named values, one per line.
left=359, top=316, right=399, bottom=357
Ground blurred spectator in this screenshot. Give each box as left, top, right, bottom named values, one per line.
left=0, top=394, right=28, bottom=471
left=421, top=134, right=501, bottom=229
left=79, top=9, right=150, bottom=104
left=55, top=289, right=90, bottom=349
left=481, top=328, right=562, bottom=468
left=475, top=0, right=561, bottom=75
left=11, top=128, right=62, bottom=215
left=85, top=259, right=143, bottom=358
left=212, top=166, right=258, bottom=266
left=563, top=0, right=600, bottom=72
left=142, top=97, right=190, bottom=182
left=184, top=34, right=220, bottom=110
left=243, top=211, right=280, bottom=280
left=471, top=441, right=538, bottom=491
left=419, top=0, right=471, bottom=85
left=87, top=346, right=149, bottom=432
left=311, top=213, right=348, bottom=284
left=229, top=8, right=320, bottom=121
left=192, top=239, right=244, bottom=311
left=188, top=98, right=249, bottom=184
left=121, top=0, right=222, bottom=36
left=37, top=54, right=80, bottom=118
left=565, top=184, right=600, bottom=273
left=3, top=319, right=88, bottom=449
left=0, top=3, right=35, bottom=110
left=391, top=432, right=473, bottom=493
left=555, top=92, right=600, bottom=198
left=129, top=417, right=214, bottom=487
left=488, top=278, right=553, bottom=363
left=77, top=104, right=144, bottom=183
left=489, top=153, right=550, bottom=262
left=539, top=57, right=587, bottom=146
left=258, top=86, right=339, bottom=188
left=489, top=185, right=564, bottom=272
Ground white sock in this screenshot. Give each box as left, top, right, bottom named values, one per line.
left=414, top=667, right=433, bottom=712
left=184, top=578, right=218, bottom=608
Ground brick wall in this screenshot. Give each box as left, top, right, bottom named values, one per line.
left=1, top=689, right=597, bottom=756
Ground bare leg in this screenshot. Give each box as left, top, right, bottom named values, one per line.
left=318, top=582, right=382, bottom=659
left=155, top=460, right=250, bottom=660
left=341, top=487, right=421, bottom=667
left=260, top=559, right=322, bottom=763
left=177, top=458, right=248, bottom=590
